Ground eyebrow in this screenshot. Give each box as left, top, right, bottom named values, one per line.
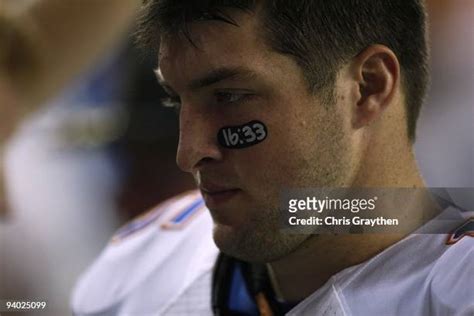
left=188, top=67, right=257, bottom=90
left=154, top=66, right=258, bottom=94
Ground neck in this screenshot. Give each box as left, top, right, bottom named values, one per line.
left=268, top=132, right=437, bottom=302
left=352, top=134, right=425, bottom=188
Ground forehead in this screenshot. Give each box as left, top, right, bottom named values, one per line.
left=159, top=8, right=261, bottom=55
left=157, top=11, right=269, bottom=87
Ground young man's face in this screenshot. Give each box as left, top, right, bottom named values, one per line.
left=158, top=11, right=358, bottom=262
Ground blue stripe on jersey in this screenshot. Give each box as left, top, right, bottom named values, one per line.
left=112, top=208, right=164, bottom=241
left=171, top=198, right=205, bottom=224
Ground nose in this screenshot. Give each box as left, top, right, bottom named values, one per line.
left=176, top=104, right=223, bottom=173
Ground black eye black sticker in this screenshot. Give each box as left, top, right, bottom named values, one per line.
left=217, top=120, right=268, bottom=149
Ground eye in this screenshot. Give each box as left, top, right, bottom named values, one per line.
left=215, top=92, right=252, bottom=105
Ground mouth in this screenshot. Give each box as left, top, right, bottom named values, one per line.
left=200, top=186, right=241, bottom=207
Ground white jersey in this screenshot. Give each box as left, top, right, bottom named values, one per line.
left=289, top=205, right=474, bottom=316
left=72, top=191, right=474, bottom=316
left=72, top=190, right=218, bottom=315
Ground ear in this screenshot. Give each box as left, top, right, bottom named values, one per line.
left=349, top=45, right=400, bottom=129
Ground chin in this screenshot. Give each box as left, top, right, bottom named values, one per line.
left=212, top=221, right=307, bottom=263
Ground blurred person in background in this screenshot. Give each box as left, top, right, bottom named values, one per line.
left=2, top=39, right=194, bottom=314
left=0, top=0, right=139, bottom=215
left=2, top=52, right=128, bottom=314
left=0, top=0, right=139, bottom=314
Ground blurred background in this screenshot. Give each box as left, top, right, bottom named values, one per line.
left=0, top=0, right=473, bottom=315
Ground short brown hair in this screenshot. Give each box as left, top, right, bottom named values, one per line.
left=136, top=0, right=430, bottom=141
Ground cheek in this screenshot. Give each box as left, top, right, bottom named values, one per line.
left=237, top=107, right=349, bottom=188
left=231, top=119, right=303, bottom=184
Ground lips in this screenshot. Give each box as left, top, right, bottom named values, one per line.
left=200, top=184, right=240, bottom=207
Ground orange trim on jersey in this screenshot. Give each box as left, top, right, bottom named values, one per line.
left=110, top=190, right=200, bottom=243
left=446, top=217, right=474, bottom=245
left=255, top=292, right=274, bottom=316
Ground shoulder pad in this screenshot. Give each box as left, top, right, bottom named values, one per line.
left=110, top=190, right=205, bottom=243
left=72, top=190, right=219, bottom=315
